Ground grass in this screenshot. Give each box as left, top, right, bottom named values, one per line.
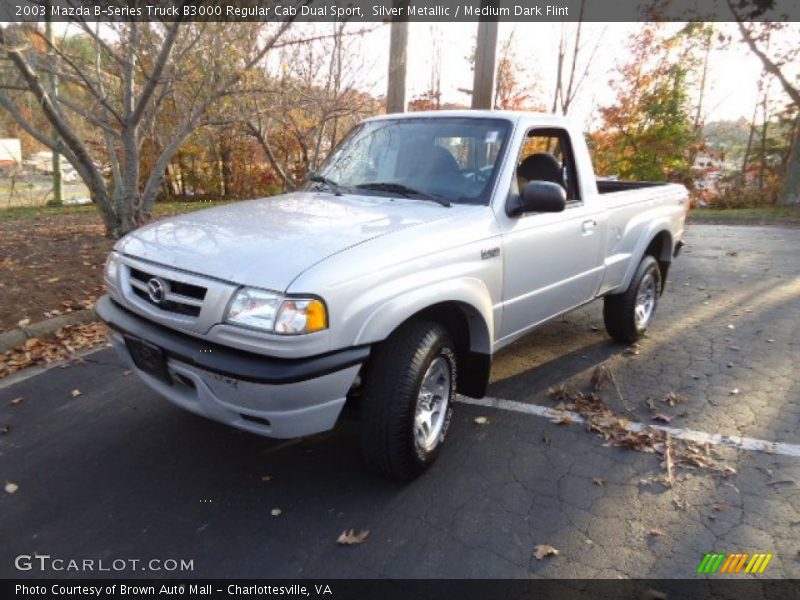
left=0, top=199, right=233, bottom=222
left=690, top=206, right=800, bottom=225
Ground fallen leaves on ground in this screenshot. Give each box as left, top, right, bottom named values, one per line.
left=0, top=213, right=111, bottom=332
left=549, top=413, right=575, bottom=426
left=712, top=501, right=732, bottom=512
left=662, top=392, right=686, bottom=406
left=533, top=544, right=559, bottom=560
left=590, top=365, right=614, bottom=392
left=337, top=529, right=369, bottom=545
left=0, top=322, right=108, bottom=379
left=548, top=387, right=734, bottom=479
left=473, top=416, right=490, bottom=425
left=553, top=391, right=659, bottom=452
left=547, top=384, right=573, bottom=401
left=663, top=439, right=675, bottom=486
left=5, top=482, right=19, bottom=494
left=652, top=413, right=674, bottom=424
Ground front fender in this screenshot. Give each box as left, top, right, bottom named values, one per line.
left=353, top=277, right=495, bottom=354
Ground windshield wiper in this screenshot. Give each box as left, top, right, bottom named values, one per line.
left=356, top=182, right=451, bottom=207
left=308, top=173, right=344, bottom=196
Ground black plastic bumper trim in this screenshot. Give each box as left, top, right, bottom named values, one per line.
left=96, top=295, right=369, bottom=385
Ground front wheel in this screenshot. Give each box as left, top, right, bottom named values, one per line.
left=360, top=321, right=457, bottom=481
left=603, top=255, right=661, bottom=344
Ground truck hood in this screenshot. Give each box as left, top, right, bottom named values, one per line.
left=115, top=191, right=457, bottom=291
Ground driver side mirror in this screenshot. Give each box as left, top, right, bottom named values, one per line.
left=507, top=181, right=567, bottom=217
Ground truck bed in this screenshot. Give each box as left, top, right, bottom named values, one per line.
left=596, top=179, right=670, bottom=194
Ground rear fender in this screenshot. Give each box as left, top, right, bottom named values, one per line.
left=617, top=222, right=673, bottom=293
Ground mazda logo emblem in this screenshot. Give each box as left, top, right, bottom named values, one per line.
left=147, top=277, right=167, bottom=304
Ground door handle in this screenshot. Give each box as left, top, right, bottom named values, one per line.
left=582, top=219, right=597, bottom=234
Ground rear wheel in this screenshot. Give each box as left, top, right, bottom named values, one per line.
left=603, top=255, right=661, bottom=344
left=360, top=320, right=456, bottom=481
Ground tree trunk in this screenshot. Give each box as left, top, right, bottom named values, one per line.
left=163, top=163, right=178, bottom=198
left=693, top=28, right=712, bottom=132
left=91, top=188, right=122, bottom=238
left=221, top=138, right=233, bottom=198
left=247, top=121, right=297, bottom=191
left=740, top=96, right=759, bottom=195
left=757, top=84, right=769, bottom=194
left=778, top=124, right=800, bottom=206
left=552, top=24, right=565, bottom=114
left=178, top=161, right=186, bottom=196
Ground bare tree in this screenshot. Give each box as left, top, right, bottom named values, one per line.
left=428, top=24, right=443, bottom=110
left=740, top=87, right=760, bottom=188
left=551, top=0, right=604, bottom=115
left=243, top=24, right=377, bottom=191
left=493, top=29, right=543, bottom=111
left=0, top=16, right=294, bottom=237
left=727, top=0, right=800, bottom=205
left=693, top=25, right=714, bottom=132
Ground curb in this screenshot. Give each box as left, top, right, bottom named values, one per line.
left=0, top=309, right=98, bottom=354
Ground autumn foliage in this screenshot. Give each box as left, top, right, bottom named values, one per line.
left=590, top=25, right=700, bottom=183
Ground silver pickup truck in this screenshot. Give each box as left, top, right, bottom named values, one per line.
left=98, top=111, right=688, bottom=480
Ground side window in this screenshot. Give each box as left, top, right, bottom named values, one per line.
left=515, top=128, right=580, bottom=203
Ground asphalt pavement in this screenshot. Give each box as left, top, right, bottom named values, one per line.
left=1, top=224, right=799, bottom=579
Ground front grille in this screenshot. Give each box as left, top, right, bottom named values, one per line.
left=128, top=267, right=207, bottom=317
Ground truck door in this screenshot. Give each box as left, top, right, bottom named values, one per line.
left=497, top=127, right=606, bottom=343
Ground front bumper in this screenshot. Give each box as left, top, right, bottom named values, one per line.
left=97, top=295, right=368, bottom=438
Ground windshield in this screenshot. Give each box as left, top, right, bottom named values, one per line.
left=315, top=117, right=511, bottom=205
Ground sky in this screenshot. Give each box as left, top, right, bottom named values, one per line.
left=349, top=21, right=783, bottom=129
left=43, top=20, right=792, bottom=129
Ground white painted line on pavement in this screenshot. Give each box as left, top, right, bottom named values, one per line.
left=457, top=395, right=800, bottom=459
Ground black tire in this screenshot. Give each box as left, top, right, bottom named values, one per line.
left=360, top=320, right=457, bottom=481
left=603, top=255, right=661, bottom=344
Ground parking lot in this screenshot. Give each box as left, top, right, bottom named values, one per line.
left=1, top=223, right=799, bottom=579
left=0, top=174, right=90, bottom=209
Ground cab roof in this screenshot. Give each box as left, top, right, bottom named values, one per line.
left=364, top=110, right=572, bottom=127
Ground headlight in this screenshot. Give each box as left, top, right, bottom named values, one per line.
left=275, top=298, right=327, bottom=334
left=226, top=288, right=282, bottom=330
left=226, top=288, right=327, bottom=335
left=104, top=252, right=119, bottom=283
